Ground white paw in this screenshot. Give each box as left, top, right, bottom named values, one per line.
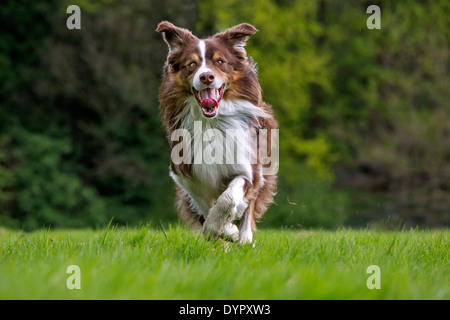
left=239, top=228, right=253, bottom=244
left=220, top=223, right=239, bottom=242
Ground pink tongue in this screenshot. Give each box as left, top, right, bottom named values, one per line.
left=200, top=88, right=218, bottom=110
left=201, top=98, right=218, bottom=109
left=201, top=88, right=217, bottom=101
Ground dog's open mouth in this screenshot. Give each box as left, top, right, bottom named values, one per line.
left=193, top=84, right=225, bottom=118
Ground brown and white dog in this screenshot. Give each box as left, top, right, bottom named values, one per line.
left=156, top=21, right=278, bottom=243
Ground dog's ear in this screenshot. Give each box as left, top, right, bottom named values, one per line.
left=156, top=21, right=193, bottom=53
left=215, top=23, right=258, bottom=52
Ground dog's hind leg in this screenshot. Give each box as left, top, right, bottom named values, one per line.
left=202, top=176, right=248, bottom=241
left=175, top=185, right=204, bottom=229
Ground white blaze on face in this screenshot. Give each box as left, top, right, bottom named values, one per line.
left=192, top=40, right=226, bottom=118
left=193, top=40, right=212, bottom=91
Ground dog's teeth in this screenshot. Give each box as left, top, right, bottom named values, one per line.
left=199, top=92, right=202, bottom=99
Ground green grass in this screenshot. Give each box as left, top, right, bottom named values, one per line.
left=0, top=224, right=448, bottom=299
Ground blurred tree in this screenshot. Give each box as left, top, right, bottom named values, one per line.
left=0, top=0, right=59, bottom=229
left=0, top=135, right=15, bottom=227
left=321, top=0, right=450, bottom=227
left=0, top=0, right=447, bottom=229
left=12, top=128, right=107, bottom=230
left=28, top=0, right=205, bottom=226
left=200, top=0, right=449, bottom=228
left=0, top=0, right=201, bottom=229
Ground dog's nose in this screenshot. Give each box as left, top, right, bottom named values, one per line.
left=199, top=72, right=215, bottom=85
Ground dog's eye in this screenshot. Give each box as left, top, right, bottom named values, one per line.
left=170, top=62, right=180, bottom=72
left=216, top=60, right=224, bottom=65
left=188, top=62, right=197, bottom=68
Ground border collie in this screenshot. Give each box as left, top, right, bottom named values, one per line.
left=156, top=21, right=278, bottom=243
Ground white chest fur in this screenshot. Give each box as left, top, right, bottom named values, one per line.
left=169, top=98, right=266, bottom=217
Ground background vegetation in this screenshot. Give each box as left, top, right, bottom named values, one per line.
left=0, top=0, right=448, bottom=230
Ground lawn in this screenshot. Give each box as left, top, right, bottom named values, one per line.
left=0, top=224, right=448, bottom=300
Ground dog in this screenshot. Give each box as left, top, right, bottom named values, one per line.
left=156, top=21, right=278, bottom=243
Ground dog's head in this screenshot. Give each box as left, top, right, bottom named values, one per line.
left=156, top=21, right=260, bottom=119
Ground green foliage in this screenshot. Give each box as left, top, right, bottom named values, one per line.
left=0, top=0, right=55, bottom=98
left=12, top=128, right=107, bottom=230
left=320, top=0, right=450, bottom=225
left=201, top=0, right=449, bottom=227
left=0, top=135, right=15, bottom=227
left=1, top=0, right=181, bottom=229
left=0, top=0, right=448, bottom=229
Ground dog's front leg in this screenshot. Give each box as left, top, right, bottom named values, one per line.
left=202, top=176, right=247, bottom=241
